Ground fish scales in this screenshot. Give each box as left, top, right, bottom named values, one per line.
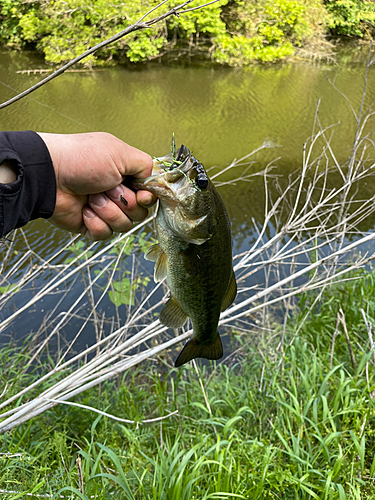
left=131, top=144, right=237, bottom=367
left=158, top=189, right=232, bottom=341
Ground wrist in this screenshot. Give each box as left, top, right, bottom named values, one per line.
left=0, top=161, right=17, bottom=184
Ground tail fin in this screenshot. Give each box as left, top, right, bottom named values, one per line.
left=174, top=332, right=223, bottom=367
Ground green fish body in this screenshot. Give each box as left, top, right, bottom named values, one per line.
left=132, top=145, right=237, bottom=367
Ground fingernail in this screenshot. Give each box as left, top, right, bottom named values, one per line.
left=106, top=185, right=123, bottom=198
left=139, top=193, right=155, bottom=208
left=90, top=193, right=107, bottom=207
left=83, top=206, right=95, bottom=219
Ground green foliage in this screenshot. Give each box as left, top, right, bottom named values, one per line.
left=106, top=232, right=153, bottom=307
left=214, top=0, right=319, bottom=65
left=324, top=0, right=375, bottom=37
left=109, top=231, right=155, bottom=258
left=108, top=275, right=150, bottom=307
left=3, top=0, right=375, bottom=66
left=62, top=233, right=153, bottom=307
left=64, top=240, right=93, bottom=264
left=1, top=0, right=368, bottom=66
left=0, top=283, right=19, bottom=294
left=0, top=0, right=25, bottom=45
left=47, top=233, right=152, bottom=313
left=15, top=0, right=168, bottom=66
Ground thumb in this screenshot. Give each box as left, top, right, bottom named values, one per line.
left=118, top=142, right=153, bottom=180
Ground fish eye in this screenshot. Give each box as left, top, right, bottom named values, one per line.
left=196, top=173, right=208, bottom=190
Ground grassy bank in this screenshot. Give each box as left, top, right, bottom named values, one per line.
left=1, top=269, right=375, bottom=499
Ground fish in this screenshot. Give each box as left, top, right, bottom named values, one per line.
left=131, top=143, right=237, bottom=367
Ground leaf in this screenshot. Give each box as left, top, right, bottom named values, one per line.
left=55, top=486, right=89, bottom=500
left=0, top=283, right=20, bottom=294
left=109, top=289, right=134, bottom=307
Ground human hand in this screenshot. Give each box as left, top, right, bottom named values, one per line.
left=38, top=132, right=156, bottom=240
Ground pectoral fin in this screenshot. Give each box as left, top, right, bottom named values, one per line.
left=144, top=243, right=167, bottom=282
left=174, top=332, right=223, bottom=367
left=221, top=272, right=237, bottom=312
left=160, top=296, right=188, bottom=328
left=144, top=243, right=162, bottom=262
left=154, top=251, right=168, bottom=283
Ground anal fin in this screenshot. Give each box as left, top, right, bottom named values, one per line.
left=221, top=271, right=237, bottom=312
left=160, top=296, right=188, bottom=328
left=174, top=332, right=223, bottom=367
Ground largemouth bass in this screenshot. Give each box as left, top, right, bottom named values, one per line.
left=131, top=144, right=237, bottom=367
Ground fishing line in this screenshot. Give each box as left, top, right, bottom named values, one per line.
left=0, top=79, right=90, bottom=129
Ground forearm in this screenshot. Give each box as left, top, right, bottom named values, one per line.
left=0, top=131, right=56, bottom=238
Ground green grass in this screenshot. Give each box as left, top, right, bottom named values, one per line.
left=1, top=270, right=375, bottom=499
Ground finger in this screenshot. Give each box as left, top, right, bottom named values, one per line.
left=137, top=189, right=158, bottom=209
left=82, top=206, right=113, bottom=241
left=105, top=184, right=149, bottom=221
left=89, top=192, right=136, bottom=232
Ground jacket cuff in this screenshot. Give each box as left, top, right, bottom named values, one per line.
left=0, top=130, right=56, bottom=237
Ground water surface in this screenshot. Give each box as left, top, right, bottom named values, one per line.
left=0, top=48, right=374, bottom=347
left=0, top=49, right=374, bottom=167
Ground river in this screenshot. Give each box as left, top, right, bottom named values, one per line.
left=0, top=46, right=374, bottom=350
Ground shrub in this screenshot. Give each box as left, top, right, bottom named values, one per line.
left=324, top=0, right=375, bottom=37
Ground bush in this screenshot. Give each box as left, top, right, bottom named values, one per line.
left=0, top=0, right=27, bottom=45
left=324, top=0, right=375, bottom=37
left=213, top=0, right=325, bottom=65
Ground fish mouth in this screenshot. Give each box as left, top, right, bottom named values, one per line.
left=130, top=169, right=172, bottom=198
left=129, top=148, right=190, bottom=199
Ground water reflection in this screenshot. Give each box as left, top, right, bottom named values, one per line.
left=1, top=49, right=374, bottom=167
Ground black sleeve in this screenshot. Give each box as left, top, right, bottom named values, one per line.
left=0, top=131, right=56, bottom=238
